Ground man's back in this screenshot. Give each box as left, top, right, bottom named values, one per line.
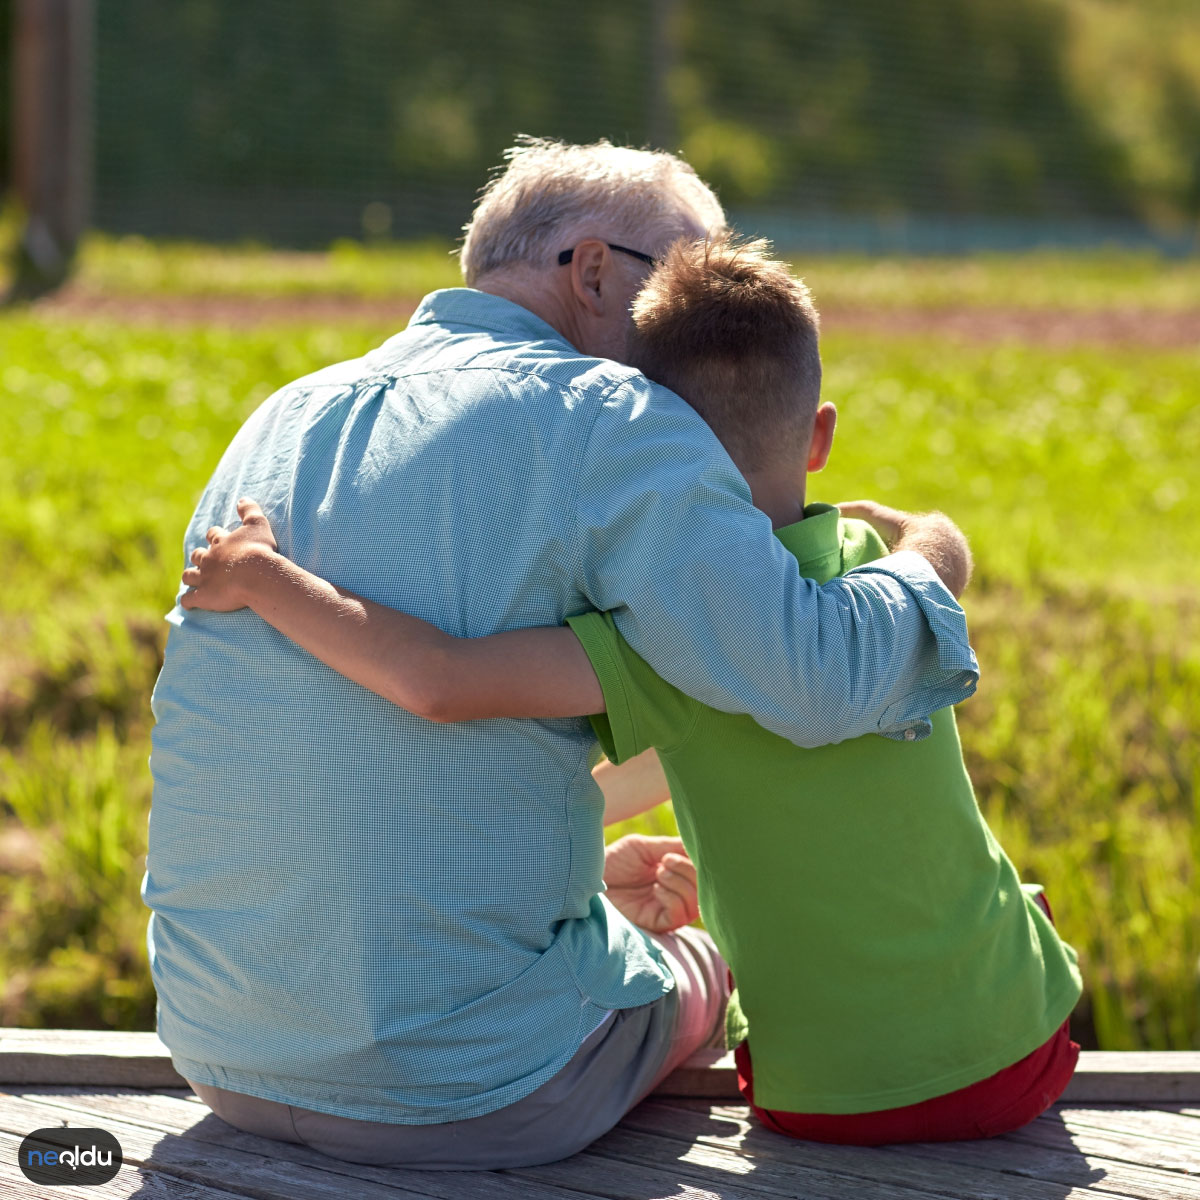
left=147, top=290, right=676, bottom=1123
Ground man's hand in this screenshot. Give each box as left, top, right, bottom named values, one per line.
left=603, top=834, right=699, bottom=934
left=181, top=498, right=281, bottom=612
left=838, top=500, right=973, bottom=600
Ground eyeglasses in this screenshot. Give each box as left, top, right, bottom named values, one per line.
left=557, top=243, right=658, bottom=268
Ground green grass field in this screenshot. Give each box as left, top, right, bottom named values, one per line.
left=1, top=240, right=1196, bottom=1050
left=72, top=234, right=1200, bottom=311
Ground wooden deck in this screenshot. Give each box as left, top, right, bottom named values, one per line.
left=2, top=1033, right=1199, bottom=1199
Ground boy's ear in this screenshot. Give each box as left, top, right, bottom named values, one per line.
left=807, top=402, right=837, bottom=473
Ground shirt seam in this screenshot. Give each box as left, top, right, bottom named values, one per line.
left=661, top=691, right=705, bottom=757
left=569, top=378, right=644, bottom=599
left=572, top=615, right=639, bottom=762
left=560, top=744, right=597, bottom=938
left=298, top=363, right=624, bottom=396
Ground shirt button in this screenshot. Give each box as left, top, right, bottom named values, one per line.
left=904, top=728, right=917, bottom=741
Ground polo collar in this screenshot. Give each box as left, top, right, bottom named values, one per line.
left=774, top=503, right=843, bottom=577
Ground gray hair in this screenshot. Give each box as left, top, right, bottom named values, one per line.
left=459, top=136, right=726, bottom=285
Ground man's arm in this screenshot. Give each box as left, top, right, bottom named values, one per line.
left=838, top=500, right=973, bottom=600
left=573, top=380, right=979, bottom=748
left=182, top=500, right=604, bottom=722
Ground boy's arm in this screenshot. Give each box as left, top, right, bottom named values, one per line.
left=181, top=499, right=603, bottom=722
left=593, top=747, right=671, bottom=826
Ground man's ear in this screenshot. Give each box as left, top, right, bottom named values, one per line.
left=567, top=240, right=613, bottom=317
left=807, top=402, right=837, bottom=472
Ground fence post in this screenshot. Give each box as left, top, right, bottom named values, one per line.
left=8, top=0, right=93, bottom=300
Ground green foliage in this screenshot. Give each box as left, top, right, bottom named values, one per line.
left=88, top=0, right=1200, bottom=244
left=0, top=723, right=157, bottom=1028
left=962, top=586, right=1199, bottom=1050
left=0, top=250, right=1196, bottom=1047
left=681, top=0, right=1123, bottom=214
left=0, top=0, right=9, bottom=195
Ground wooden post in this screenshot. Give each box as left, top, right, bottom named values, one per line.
left=8, top=0, right=93, bottom=300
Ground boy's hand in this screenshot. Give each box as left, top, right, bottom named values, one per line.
left=181, top=498, right=280, bottom=612
left=838, top=500, right=973, bottom=600
left=603, top=834, right=699, bottom=934
left=836, top=499, right=910, bottom=547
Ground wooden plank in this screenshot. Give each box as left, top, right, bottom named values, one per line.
left=514, top=1147, right=935, bottom=1200
left=16, top=1086, right=1092, bottom=1200
left=664, top=1101, right=1200, bottom=1200
left=13, top=1087, right=246, bottom=1135
left=657, top=1048, right=738, bottom=1097
left=1057, top=1103, right=1200, bottom=1146
left=1003, top=1108, right=1200, bottom=1176
left=623, top=1100, right=1167, bottom=1200
left=0, top=1094, right=438, bottom=1200
left=0, top=1128, right=250, bottom=1199
left=886, top=1127, right=1200, bottom=1200
left=0, top=1029, right=186, bottom=1087
left=588, top=1118, right=1117, bottom=1200
left=4, top=1030, right=1198, bottom=1103
left=3, top=1089, right=613, bottom=1200
left=1061, top=1055, right=1200, bottom=1103
left=653, top=1050, right=1200, bottom=1103
left=16, top=1086, right=1200, bottom=1200
left=654, top=1050, right=1200, bottom=1102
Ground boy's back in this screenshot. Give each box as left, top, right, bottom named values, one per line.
left=569, top=503, right=1082, bottom=1115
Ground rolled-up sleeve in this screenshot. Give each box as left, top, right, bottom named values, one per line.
left=573, top=379, right=979, bottom=748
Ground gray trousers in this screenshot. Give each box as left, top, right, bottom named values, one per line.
left=189, top=925, right=728, bottom=1169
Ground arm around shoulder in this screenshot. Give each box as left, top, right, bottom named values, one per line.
left=181, top=500, right=604, bottom=723
left=574, top=385, right=978, bottom=748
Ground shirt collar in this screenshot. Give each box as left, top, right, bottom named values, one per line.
left=773, top=503, right=843, bottom=577
left=408, top=288, right=572, bottom=348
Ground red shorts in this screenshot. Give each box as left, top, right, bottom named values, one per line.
left=734, top=893, right=1081, bottom=1145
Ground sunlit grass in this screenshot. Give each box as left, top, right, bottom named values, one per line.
left=75, top=236, right=463, bottom=300
left=1, top=253, right=1197, bottom=1046
left=66, top=235, right=1200, bottom=312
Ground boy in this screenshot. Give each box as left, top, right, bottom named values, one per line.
left=182, top=235, right=1081, bottom=1144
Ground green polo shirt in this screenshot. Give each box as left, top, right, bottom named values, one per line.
left=568, top=504, right=1081, bottom=1114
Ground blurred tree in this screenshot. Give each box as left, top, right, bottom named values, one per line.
left=95, top=0, right=654, bottom=243
left=87, top=0, right=1200, bottom=245
left=680, top=0, right=1130, bottom=216
left=0, top=0, right=12, bottom=197
left=8, top=0, right=93, bottom=301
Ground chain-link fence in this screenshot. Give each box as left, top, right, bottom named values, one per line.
left=24, top=0, right=1200, bottom=252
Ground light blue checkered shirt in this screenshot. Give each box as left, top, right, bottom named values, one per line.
left=146, top=288, right=978, bottom=1124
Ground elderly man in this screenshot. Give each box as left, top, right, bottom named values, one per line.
left=146, top=138, right=976, bottom=1169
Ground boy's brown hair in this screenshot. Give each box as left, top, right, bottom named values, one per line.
left=628, top=235, right=821, bottom=472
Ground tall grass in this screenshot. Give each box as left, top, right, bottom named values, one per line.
left=1, top=265, right=1196, bottom=1046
